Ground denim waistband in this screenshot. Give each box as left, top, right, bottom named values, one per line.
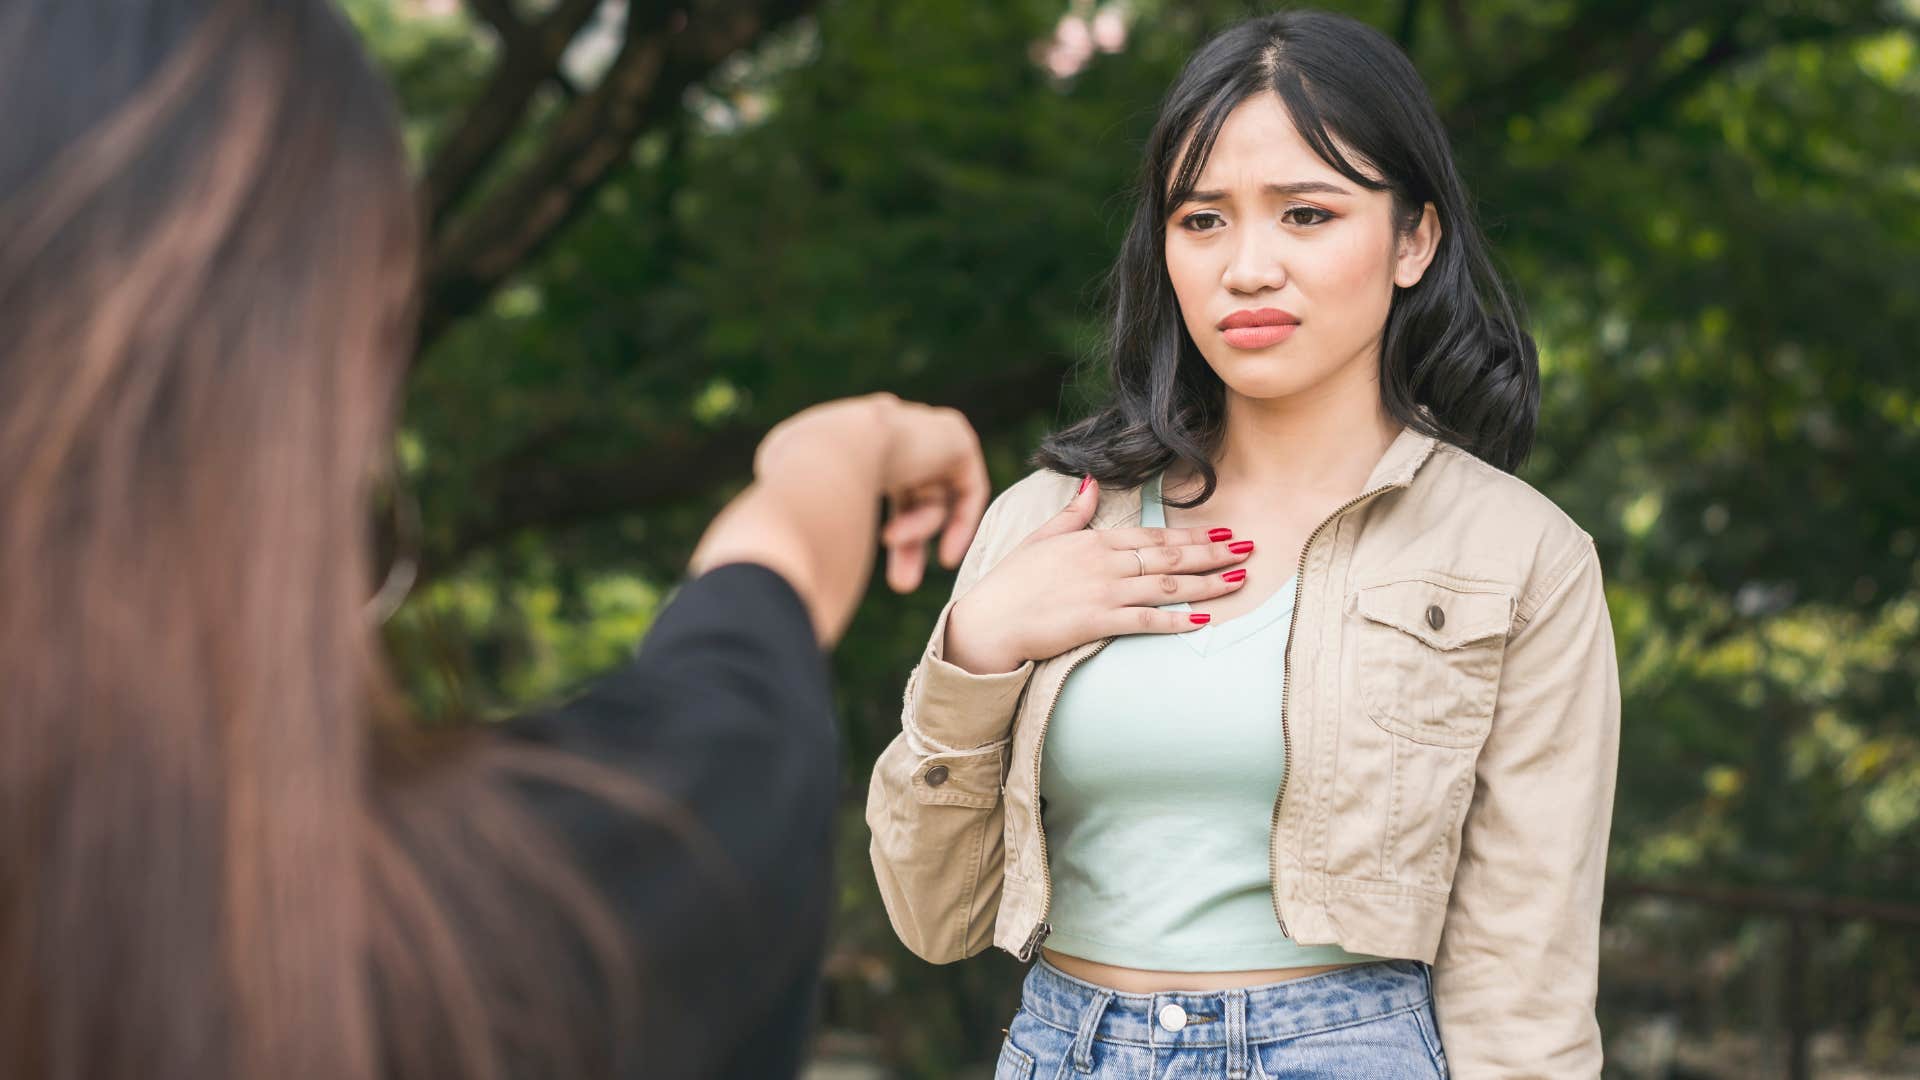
left=1020, top=957, right=1432, bottom=1049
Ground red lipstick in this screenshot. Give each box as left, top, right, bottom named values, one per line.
left=1217, top=307, right=1300, bottom=350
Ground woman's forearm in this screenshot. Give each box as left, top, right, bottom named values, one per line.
left=687, top=394, right=893, bottom=648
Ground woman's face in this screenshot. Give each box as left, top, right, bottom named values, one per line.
left=1162, top=91, right=1438, bottom=405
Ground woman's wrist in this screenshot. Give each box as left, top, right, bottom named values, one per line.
left=693, top=396, right=898, bottom=647
left=753, top=392, right=894, bottom=491
left=942, top=594, right=1027, bottom=675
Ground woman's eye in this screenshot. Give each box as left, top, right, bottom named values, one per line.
left=1283, top=206, right=1333, bottom=227
left=1180, top=211, right=1225, bottom=232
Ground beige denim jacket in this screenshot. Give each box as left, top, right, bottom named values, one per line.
left=865, top=425, right=1622, bottom=1078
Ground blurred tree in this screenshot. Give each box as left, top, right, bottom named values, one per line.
left=346, top=0, right=1920, bottom=1072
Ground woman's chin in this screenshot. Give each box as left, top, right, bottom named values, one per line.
left=1212, top=366, right=1327, bottom=403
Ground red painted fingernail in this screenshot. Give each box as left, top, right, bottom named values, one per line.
left=1222, top=569, right=1246, bottom=583
left=1208, top=528, right=1233, bottom=542
left=1077, top=475, right=1092, bottom=495
left=1229, top=540, right=1255, bottom=555
left=1189, top=613, right=1211, bottom=625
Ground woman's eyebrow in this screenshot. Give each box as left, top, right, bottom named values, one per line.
left=1179, top=180, right=1353, bottom=202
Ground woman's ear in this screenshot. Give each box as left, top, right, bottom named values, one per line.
left=1393, top=201, right=1441, bottom=288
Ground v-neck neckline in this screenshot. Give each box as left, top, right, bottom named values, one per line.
left=1140, top=470, right=1299, bottom=657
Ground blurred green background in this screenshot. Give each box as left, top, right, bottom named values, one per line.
left=346, top=0, right=1919, bottom=1075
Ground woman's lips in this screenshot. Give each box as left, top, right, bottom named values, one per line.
left=1221, top=322, right=1298, bottom=349
left=1217, top=307, right=1300, bottom=350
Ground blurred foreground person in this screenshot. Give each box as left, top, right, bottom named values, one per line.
left=0, top=2, right=990, bottom=1078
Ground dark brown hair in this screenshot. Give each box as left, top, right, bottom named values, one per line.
left=0, top=2, right=668, bottom=1077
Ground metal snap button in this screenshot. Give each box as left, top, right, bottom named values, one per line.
left=1157, top=1002, right=1187, bottom=1032
left=924, top=765, right=950, bottom=786
left=1426, top=604, right=1445, bottom=630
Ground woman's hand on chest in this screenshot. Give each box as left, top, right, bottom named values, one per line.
left=942, top=478, right=1258, bottom=675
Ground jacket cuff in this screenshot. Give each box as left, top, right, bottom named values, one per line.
left=907, top=596, right=1034, bottom=751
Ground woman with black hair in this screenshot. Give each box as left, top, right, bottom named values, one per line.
left=0, top=2, right=991, bottom=1078
left=868, top=10, right=1620, bottom=1077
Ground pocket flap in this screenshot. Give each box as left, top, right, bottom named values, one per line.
left=1355, top=580, right=1512, bottom=650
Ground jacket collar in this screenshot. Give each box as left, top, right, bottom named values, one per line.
left=1364, top=417, right=1443, bottom=490
left=1090, top=420, right=1442, bottom=529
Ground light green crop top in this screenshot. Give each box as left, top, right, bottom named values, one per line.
left=1037, top=470, right=1387, bottom=971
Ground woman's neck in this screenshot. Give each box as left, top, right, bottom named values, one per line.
left=1170, top=378, right=1402, bottom=502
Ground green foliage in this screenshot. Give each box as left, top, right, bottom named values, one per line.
left=357, top=0, right=1920, bottom=1070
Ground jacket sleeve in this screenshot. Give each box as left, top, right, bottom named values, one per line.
left=1432, top=538, right=1622, bottom=1078
left=865, top=484, right=1040, bottom=964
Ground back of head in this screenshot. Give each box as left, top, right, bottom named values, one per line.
left=0, top=1, right=418, bottom=1076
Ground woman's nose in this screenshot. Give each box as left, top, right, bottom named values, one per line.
left=1220, top=225, right=1288, bottom=295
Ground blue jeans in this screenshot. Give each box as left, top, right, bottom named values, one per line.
left=995, top=957, right=1449, bottom=1079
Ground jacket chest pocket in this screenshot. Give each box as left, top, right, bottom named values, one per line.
left=1350, top=578, right=1513, bottom=747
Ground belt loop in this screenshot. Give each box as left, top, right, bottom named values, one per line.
left=1225, top=989, right=1249, bottom=1080
left=1070, top=988, right=1113, bottom=1073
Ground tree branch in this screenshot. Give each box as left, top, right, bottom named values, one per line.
left=418, top=359, right=1078, bottom=582
left=465, top=0, right=526, bottom=37
left=420, top=0, right=821, bottom=346
left=1448, top=3, right=1906, bottom=144
left=461, top=2, right=592, bottom=125
left=1580, top=12, right=1902, bottom=147
left=424, top=0, right=607, bottom=225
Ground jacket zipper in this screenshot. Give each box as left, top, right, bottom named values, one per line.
left=1017, top=635, right=1113, bottom=961
left=1269, top=481, right=1401, bottom=938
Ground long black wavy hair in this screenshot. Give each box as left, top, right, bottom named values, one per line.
left=1035, top=9, right=1539, bottom=505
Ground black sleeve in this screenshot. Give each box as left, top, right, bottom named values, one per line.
left=501, top=561, right=839, bottom=1080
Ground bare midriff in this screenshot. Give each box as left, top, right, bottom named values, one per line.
left=1040, top=947, right=1364, bottom=993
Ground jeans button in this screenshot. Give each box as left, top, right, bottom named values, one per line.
left=1426, top=603, right=1445, bottom=630
left=1157, top=1003, right=1187, bottom=1032
left=924, top=765, right=950, bottom=786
